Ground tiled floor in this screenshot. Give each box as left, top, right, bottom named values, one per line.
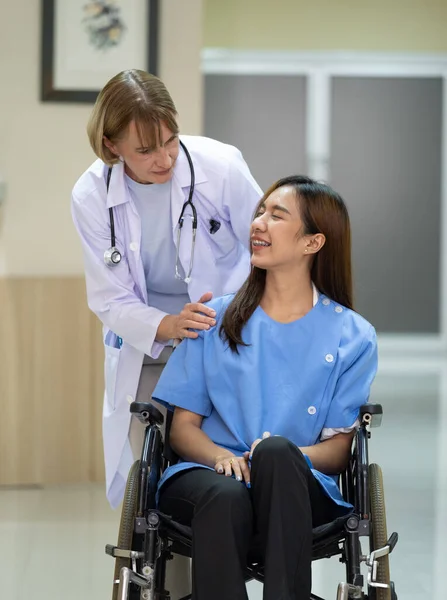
left=1, top=367, right=444, bottom=599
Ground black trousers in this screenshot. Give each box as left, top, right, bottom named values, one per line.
left=159, top=436, right=344, bottom=600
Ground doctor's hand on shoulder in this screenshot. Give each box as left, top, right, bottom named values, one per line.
left=156, top=291, right=217, bottom=342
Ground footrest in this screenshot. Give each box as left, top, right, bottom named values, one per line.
left=387, top=532, right=398, bottom=553
left=105, top=544, right=143, bottom=560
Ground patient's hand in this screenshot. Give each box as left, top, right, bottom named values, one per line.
left=214, top=453, right=251, bottom=488
left=243, top=431, right=271, bottom=462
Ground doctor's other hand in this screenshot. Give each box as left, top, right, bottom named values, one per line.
left=243, top=431, right=271, bottom=462
left=156, top=292, right=216, bottom=341
left=214, top=452, right=251, bottom=487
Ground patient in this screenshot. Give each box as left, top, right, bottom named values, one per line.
left=153, top=175, right=378, bottom=600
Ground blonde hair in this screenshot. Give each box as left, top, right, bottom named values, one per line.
left=87, top=69, right=179, bottom=165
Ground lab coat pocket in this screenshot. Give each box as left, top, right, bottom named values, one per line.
left=104, top=345, right=121, bottom=412
left=206, top=218, right=237, bottom=260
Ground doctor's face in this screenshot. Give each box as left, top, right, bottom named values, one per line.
left=106, top=120, right=180, bottom=184
left=250, top=186, right=313, bottom=271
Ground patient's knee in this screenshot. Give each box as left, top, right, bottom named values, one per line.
left=252, top=436, right=307, bottom=469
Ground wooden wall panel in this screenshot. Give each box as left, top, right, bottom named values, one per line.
left=0, top=277, right=105, bottom=485
left=90, top=316, right=106, bottom=483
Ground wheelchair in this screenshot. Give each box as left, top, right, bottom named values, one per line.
left=106, top=401, right=398, bottom=600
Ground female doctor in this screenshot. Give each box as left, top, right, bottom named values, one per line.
left=71, top=69, right=262, bottom=511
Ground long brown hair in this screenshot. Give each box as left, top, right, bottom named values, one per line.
left=87, top=69, right=179, bottom=165
left=220, top=175, right=353, bottom=352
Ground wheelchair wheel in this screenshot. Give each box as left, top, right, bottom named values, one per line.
left=369, top=464, right=391, bottom=600
left=112, top=460, right=140, bottom=600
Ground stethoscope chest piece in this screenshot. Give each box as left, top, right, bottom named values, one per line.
left=104, top=246, right=122, bottom=266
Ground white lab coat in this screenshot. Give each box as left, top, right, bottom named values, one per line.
left=71, top=136, right=263, bottom=508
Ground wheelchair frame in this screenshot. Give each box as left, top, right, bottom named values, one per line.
left=106, top=402, right=398, bottom=600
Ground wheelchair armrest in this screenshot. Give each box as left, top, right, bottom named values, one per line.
left=360, top=403, right=383, bottom=428
left=130, top=401, right=164, bottom=426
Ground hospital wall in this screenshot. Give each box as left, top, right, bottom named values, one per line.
left=204, top=0, right=447, bottom=52
left=1, top=0, right=445, bottom=486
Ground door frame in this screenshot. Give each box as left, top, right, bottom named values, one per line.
left=203, top=49, right=447, bottom=357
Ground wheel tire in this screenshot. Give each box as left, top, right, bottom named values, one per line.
left=369, top=464, right=391, bottom=600
left=112, top=460, right=140, bottom=600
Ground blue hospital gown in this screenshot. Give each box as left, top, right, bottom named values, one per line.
left=153, top=293, right=378, bottom=509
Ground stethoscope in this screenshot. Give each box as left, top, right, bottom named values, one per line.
left=103, top=141, right=221, bottom=283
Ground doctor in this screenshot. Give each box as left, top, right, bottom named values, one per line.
left=71, top=69, right=262, bottom=510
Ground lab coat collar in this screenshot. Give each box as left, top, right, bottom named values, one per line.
left=106, top=161, right=129, bottom=209
left=173, top=139, right=208, bottom=189
left=105, top=139, right=207, bottom=209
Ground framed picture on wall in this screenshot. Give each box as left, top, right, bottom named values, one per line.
left=40, top=0, right=159, bottom=103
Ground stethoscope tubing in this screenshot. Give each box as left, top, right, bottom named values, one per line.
left=104, top=141, right=196, bottom=274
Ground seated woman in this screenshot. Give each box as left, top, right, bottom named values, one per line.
left=153, top=175, right=378, bottom=600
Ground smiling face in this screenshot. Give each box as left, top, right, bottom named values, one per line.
left=250, top=185, right=325, bottom=272
left=104, top=119, right=180, bottom=184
